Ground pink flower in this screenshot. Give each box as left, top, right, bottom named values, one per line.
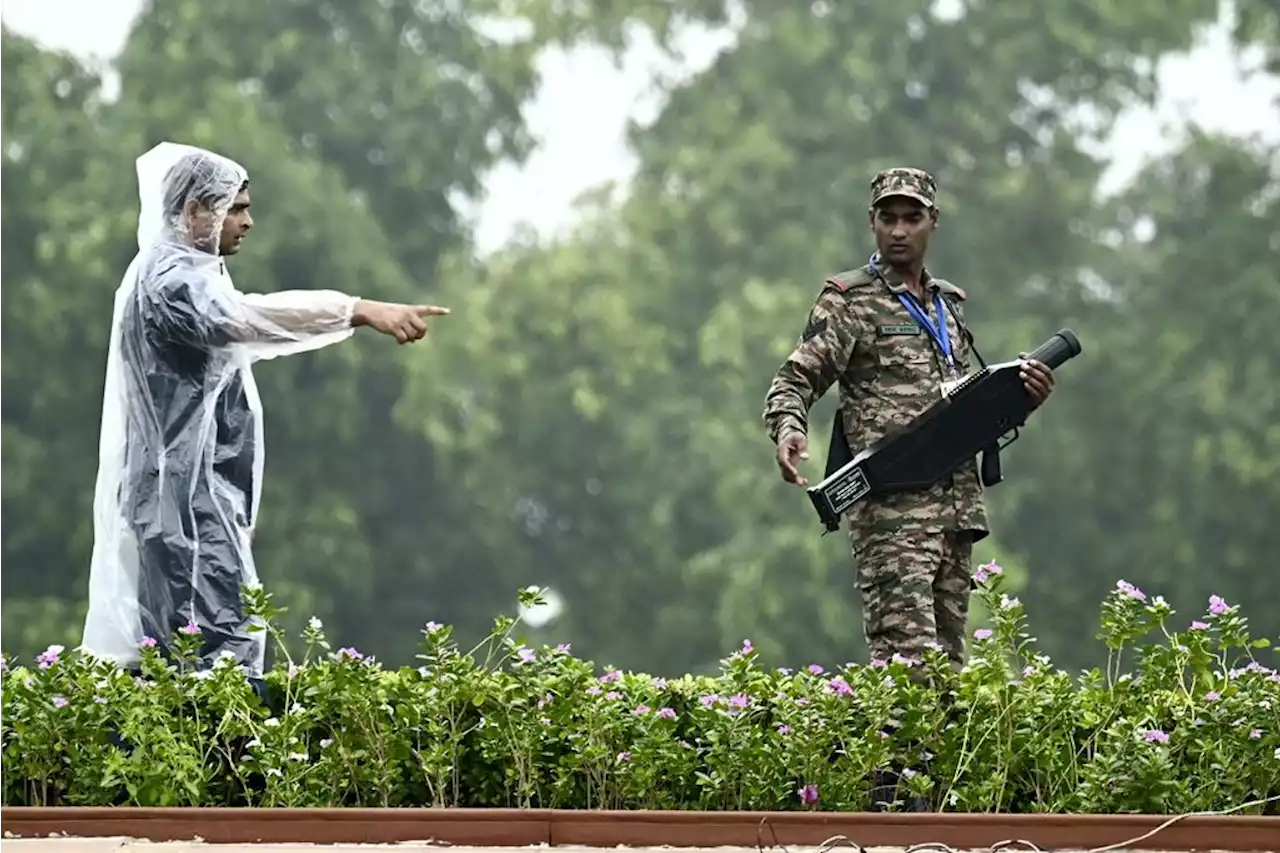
left=798, top=783, right=819, bottom=805
left=1116, top=580, right=1147, bottom=601
left=1144, top=729, right=1169, bottom=744
left=179, top=621, right=201, bottom=636
left=657, top=708, right=677, bottom=720
left=973, top=560, right=1001, bottom=584
left=36, top=645, right=64, bottom=669
left=974, top=628, right=993, bottom=640
left=1208, top=595, right=1230, bottom=616
left=139, top=636, right=158, bottom=649
left=826, top=676, right=853, bottom=696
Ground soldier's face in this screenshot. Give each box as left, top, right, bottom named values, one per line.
left=870, top=198, right=938, bottom=266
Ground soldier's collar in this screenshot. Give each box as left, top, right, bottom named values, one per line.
left=869, top=252, right=935, bottom=295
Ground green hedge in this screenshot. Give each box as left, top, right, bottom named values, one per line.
left=3, top=568, right=1277, bottom=812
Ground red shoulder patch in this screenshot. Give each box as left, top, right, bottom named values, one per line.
left=824, top=275, right=850, bottom=292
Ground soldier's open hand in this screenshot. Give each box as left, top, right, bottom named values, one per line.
left=776, top=433, right=811, bottom=486
left=1019, top=354, right=1055, bottom=409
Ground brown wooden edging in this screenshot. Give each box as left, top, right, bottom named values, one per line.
left=3, top=807, right=1279, bottom=851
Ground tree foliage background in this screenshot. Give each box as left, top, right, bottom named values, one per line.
left=3, top=0, right=1277, bottom=675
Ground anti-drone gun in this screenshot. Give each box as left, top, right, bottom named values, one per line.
left=806, top=329, right=1083, bottom=533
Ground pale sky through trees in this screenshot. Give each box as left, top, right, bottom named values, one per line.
left=3, top=0, right=1277, bottom=254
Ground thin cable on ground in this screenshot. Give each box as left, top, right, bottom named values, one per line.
left=755, top=793, right=1280, bottom=853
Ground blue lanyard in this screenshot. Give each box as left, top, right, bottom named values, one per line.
left=868, top=253, right=955, bottom=374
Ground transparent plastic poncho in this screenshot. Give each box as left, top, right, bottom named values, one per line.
left=80, top=142, right=361, bottom=677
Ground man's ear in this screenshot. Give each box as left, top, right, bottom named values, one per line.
left=930, top=208, right=940, bottom=231
left=867, top=208, right=876, bottom=230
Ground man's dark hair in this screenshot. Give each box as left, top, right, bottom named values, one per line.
left=160, top=151, right=247, bottom=224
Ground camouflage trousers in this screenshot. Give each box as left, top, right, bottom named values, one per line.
left=850, top=527, right=975, bottom=670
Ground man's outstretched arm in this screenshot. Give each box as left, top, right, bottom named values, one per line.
left=240, top=291, right=450, bottom=345
left=144, top=274, right=448, bottom=351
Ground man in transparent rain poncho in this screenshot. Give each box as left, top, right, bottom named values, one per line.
left=80, top=142, right=448, bottom=694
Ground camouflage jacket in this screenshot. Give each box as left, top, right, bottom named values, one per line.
left=763, top=258, right=989, bottom=539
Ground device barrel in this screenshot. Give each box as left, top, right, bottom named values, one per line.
left=1026, top=329, right=1082, bottom=370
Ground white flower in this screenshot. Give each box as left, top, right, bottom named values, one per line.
left=264, top=717, right=280, bottom=727
left=308, top=616, right=323, bottom=631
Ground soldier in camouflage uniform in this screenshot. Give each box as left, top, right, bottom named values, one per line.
left=763, top=167, right=1055, bottom=672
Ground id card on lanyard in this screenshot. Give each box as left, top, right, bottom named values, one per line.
left=869, top=253, right=959, bottom=382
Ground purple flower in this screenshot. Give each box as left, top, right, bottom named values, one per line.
left=1205, top=691, right=1220, bottom=702
left=586, top=686, right=602, bottom=696
left=555, top=643, right=571, bottom=654
left=891, top=653, right=918, bottom=667
left=777, top=667, right=792, bottom=676
left=741, top=639, right=754, bottom=654
left=334, top=647, right=363, bottom=661
left=652, top=677, right=668, bottom=690
left=699, top=694, right=720, bottom=709
left=1116, top=580, right=1147, bottom=601
left=36, top=645, right=64, bottom=669
left=598, top=670, right=622, bottom=684
left=798, top=783, right=819, bottom=805
left=901, top=767, right=917, bottom=778
left=868, top=657, right=888, bottom=669
left=973, top=560, right=1003, bottom=585
left=616, top=751, right=631, bottom=763
left=424, top=621, right=443, bottom=633
left=179, top=621, right=201, bottom=636
left=516, top=647, right=537, bottom=663
left=1144, top=729, right=1170, bottom=744
left=52, top=696, right=68, bottom=709
left=632, top=705, right=651, bottom=716
left=1208, top=595, right=1229, bottom=616
left=826, top=676, right=853, bottom=697
left=1189, top=621, right=1210, bottom=631
left=139, top=636, right=158, bottom=649
left=658, top=707, right=677, bottom=720
left=806, top=664, right=824, bottom=676
left=1250, top=729, right=1263, bottom=740
left=728, top=694, right=752, bottom=710
left=94, top=696, right=108, bottom=705
left=604, top=691, right=622, bottom=701
left=777, top=724, right=791, bottom=735
left=974, top=628, right=994, bottom=641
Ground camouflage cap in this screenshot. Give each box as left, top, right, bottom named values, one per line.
left=869, top=167, right=937, bottom=209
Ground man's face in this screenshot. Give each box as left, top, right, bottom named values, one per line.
left=218, top=187, right=253, bottom=256
left=869, top=196, right=937, bottom=266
